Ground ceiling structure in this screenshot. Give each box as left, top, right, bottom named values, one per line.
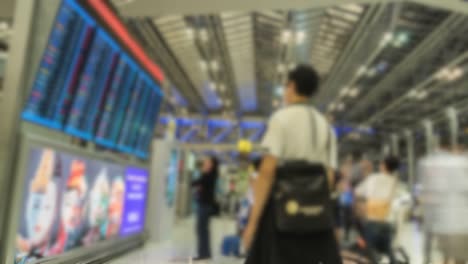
left=0, top=19, right=11, bottom=93
left=0, top=0, right=15, bottom=20
left=114, top=0, right=468, bottom=156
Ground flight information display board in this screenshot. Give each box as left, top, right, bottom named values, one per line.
left=21, top=0, right=163, bottom=159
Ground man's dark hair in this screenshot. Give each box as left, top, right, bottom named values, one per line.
left=209, top=156, right=219, bottom=174
left=252, top=157, right=262, bottom=171
left=383, top=156, right=400, bottom=174
left=288, top=64, right=320, bottom=97
left=352, top=151, right=362, bottom=162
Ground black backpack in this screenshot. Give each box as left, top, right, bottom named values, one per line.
left=272, top=107, right=334, bottom=233
left=273, top=161, right=333, bottom=233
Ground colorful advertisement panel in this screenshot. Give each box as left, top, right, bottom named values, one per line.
left=15, top=147, right=149, bottom=264
left=120, top=167, right=149, bottom=237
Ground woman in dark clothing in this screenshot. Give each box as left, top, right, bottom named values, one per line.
left=192, top=156, right=219, bottom=260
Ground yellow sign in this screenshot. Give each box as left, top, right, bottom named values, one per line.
left=237, top=139, right=252, bottom=153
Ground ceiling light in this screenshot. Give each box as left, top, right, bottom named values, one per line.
left=275, top=85, right=284, bottom=96
left=448, top=67, right=463, bottom=81
left=277, top=64, right=286, bottom=73
left=435, top=67, right=450, bottom=80
left=380, top=32, right=393, bottom=46
left=348, top=87, right=360, bottom=97
left=357, top=66, right=367, bottom=76
left=210, top=60, right=219, bottom=71
left=200, top=60, right=208, bottom=71
left=186, top=27, right=195, bottom=39
left=416, top=90, right=428, bottom=100
left=337, top=103, right=345, bottom=111
left=219, top=84, right=226, bottom=92
left=288, top=63, right=296, bottom=70
left=436, top=67, right=464, bottom=82
left=407, top=89, right=418, bottom=98
left=391, top=32, right=410, bottom=48
left=339, top=87, right=350, bottom=97
left=0, top=22, right=9, bottom=31
left=209, top=82, right=217, bottom=90
left=199, top=29, right=208, bottom=42
left=395, top=31, right=410, bottom=46
left=296, top=31, right=306, bottom=44
left=376, top=61, right=389, bottom=73
left=114, top=0, right=135, bottom=6
left=367, top=68, right=377, bottom=77
left=281, top=30, right=292, bottom=44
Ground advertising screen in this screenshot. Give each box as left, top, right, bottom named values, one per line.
left=14, top=146, right=149, bottom=264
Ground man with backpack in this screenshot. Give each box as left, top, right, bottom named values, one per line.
left=243, top=65, right=341, bottom=264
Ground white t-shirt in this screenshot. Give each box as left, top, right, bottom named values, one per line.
left=419, top=151, right=468, bottom=234
left=356, top=173, right=399, bottom=200
left=261, top=105, right=337, bottom=169
left=356, top=173, right=404, bottom=223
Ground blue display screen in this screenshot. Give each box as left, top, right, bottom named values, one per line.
left=21, top=0, right=164, bottom=159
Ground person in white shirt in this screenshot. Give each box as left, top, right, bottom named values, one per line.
left=243, top=65, right=340, bottom=264
left=419, top=136, right=468, bottom=264
left=355, top=156, right=401, bottom=264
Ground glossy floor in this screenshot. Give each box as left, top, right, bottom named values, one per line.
left=109, top=218, right=439, bottom=264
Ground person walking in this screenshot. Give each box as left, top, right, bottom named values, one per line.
left=355, top=156, right=402, bottom=264
left=419, top=136, right=468, bottom=264
left=243, top=65, right=341, bottom=264
left=192, top=156, right=219, bottom=261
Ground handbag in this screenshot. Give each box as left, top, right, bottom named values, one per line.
left=272, top=106, right=334, bottom=233
left=365, top=179, right=397, bottom=221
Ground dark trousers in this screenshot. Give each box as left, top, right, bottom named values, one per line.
left=339, top=204, right=353, bottom=240
left=196, top=204, right=212, bottom=258
left=364, top=221, right=395, bottom=264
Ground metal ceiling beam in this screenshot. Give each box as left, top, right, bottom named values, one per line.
left=0, top=0, right=15, bottom=19
left=117, top=0, right=382, bottom=17
left=411, top=0, right=468, bottom=15
left=327, top=5, right=396, bottom=107
left=315, top=4, right=383, bottom=104
left=128, top=19, right=207, bottom=112
left=221, top=13, right=257, bottom=113
left=210, top=15, right=241, bottom=112
left=345, top=13, right=462, bottom=119
left=374, top=69, right=468, bottom=127
left=180, top=127, right=200, bottom=142
left=211, top=124, right=235, bottom=143
left=180, top=143, right=262, bottom=151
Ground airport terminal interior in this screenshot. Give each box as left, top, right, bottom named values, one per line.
left=1, top=0, right=468, bottom=263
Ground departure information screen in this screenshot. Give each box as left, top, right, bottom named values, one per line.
left=22, top=0, right=163, bottom=159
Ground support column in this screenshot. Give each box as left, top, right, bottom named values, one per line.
left=405, top=130, right=415, bottom=188
left=446, top=107, right=459, bottom=148
left=0, top=0, right=37, bottom=261
left=381, top=142, right=391, bottom=157
left=391, top=134, right=400, bottom=156
left=423, top=119, right=434, bottom=154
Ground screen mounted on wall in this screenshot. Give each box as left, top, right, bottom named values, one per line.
left=14, top=146, right=149, bottom=264
left=21, top=0, right=163, bottom=159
